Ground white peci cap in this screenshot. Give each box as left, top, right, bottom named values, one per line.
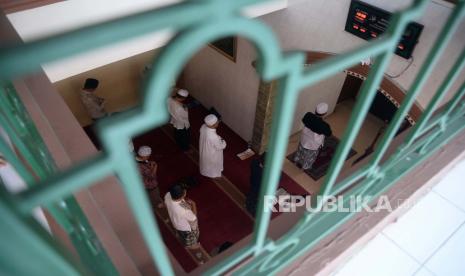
left=177, top=89, right=189, bottom=97
left=316, top=102, right=328, bottom=115
left=138, top=146, right=152, bottom=157
left=204, top=114, right=218, bottom=126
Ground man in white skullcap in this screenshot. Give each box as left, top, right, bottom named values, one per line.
left=168, top=88, right=191, bottom=151
left=136, top=145, right=163, bottom=208
left=294, top=102, right=332, bottom=171
left=316, top=102, right=329, bottom=115
left=199, top=114, right=227, bottom=178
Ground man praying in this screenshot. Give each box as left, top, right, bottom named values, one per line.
left=199, top=114, right=227, bottom=178
left=294, top=102, right=332, bottom=170
left=164, top=184, right=200, bottom=249
left=168, top=89, right=191, bottom=151
left=135, top=146, right=163, bottom=208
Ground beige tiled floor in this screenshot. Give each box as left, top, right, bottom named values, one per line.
left=332, top=158, right=465, bottom=276
left=282, top=99, right=385, bottom=194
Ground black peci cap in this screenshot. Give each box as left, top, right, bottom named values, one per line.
left=169, top=184, right=185, bottom=200
left=84, top=78, right=99, bottom=90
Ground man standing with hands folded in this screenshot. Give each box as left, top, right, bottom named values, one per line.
left=164, top=184, right=200, bottom=249
left=199, top=114, right=227, bottom=178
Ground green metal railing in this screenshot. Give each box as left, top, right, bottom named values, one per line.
left=0, top=0, right=464, bottom=275
left=0, top=83, right=117, bottom=275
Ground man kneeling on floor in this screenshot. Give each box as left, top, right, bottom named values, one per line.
left=164, top=184, right=200, bottom=249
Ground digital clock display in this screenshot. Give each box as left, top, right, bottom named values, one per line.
left=345, top=0, right=424, bottom=59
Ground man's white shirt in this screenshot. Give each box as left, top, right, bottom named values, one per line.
left=300, top=126, right=325, bottom=150
left=164, top=193, right=197, bottom=231
left=80, top=90, right=106, bottom=119
left=168, top=98, right=190, bottom=129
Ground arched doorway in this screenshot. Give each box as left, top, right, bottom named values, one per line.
left=251, top=51, right=423, bottom=154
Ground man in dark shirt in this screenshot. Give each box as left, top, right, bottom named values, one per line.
left=246, top=153, right=266, bottom=216
left=294, top=104, right=332, bottom=170
left=301, top=111, right=332, bottom=137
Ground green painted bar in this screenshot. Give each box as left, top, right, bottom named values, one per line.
left=318, top=0, right=428, bottom=203
left=0, top=86, right=50, bottom=177
left=444, top=80, right=465, bottom=117
left=204, top=245, right=255, bottom=276
left=0, top=87, right=77, bottom=232
left=299, top=37, right=391, bottom=89
left=1, top=83, right=55, bottom=173
left=319, top=52, right=398, bottom=198
left=0, top=191, right=82, bottom=276
left=330, top=164, right=371, bottom=196
left=0, top=85, right=118, bottom=273
left=0, top=136, right=35, bottom=185
left=232, top=105, right=465, bottom=276
left=369, top=1, right=465, bottom=167
left=113, top=150, right=176, bottom=276
left=404, top=45, right=465, bottom=147
left=253, top=66, right=302, bottom=253
left=17, top=155, right=113, bottom=213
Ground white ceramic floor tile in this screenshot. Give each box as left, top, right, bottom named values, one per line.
left=425, top=223, right=465, bottom=276
left=433, top=159, right=465, bottom=212
left=382, top=192, right=465, bottom=263
left=413, top=267, right=436, bottom=276
left=333, top=234, right=421, bottom=276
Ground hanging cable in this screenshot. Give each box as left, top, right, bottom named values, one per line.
left=386, top=56, right=415, bottom=78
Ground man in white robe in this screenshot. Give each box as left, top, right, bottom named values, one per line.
left=199, top=114, right=227, bottom=178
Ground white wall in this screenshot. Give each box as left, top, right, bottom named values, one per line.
left=183, top=0, right=465, bottom=141
left=265, top=0, right=465, bottom=109
left=8, top=0, right=463, bottom=140
left=292, top=73, right=347, bottom=134
left=184, top=41, right=346, bottom=140
left=183, top=39, right=261, bottom=141
left=7, top=0, right=288, bottom=82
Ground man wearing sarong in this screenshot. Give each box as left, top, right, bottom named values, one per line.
left=294, top=103, right=332, bottom=170
left=164, top=184, right=200, bottom=248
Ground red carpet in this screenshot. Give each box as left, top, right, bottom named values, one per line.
left=152, top=201, right=198, bottom=272
left=131, top=100, right=307, bottom=272
left=134, top=129, right=253, bottom=272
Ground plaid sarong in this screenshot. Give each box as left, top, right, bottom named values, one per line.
left=176, top=201, right=200, bottom=247
left=177, top=228, right=200, bottom=247
left=294, top=143, right=319, bottom=170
